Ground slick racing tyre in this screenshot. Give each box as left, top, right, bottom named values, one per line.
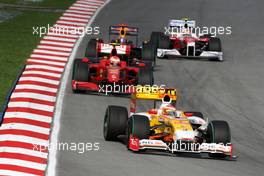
left=72, top=59, right=89, bottom=82
left=104, top=106, right=128, bottom=141
left=150, top=32, right=164, bottom=50
left=207, top=120, right=231, bottom=158
left=127, top=115, right=149, bottom=139
left=158, top=34, right=170, bottom=49
left=85, top=38, right=97, bottom=58
left=138, top=68, right=154, bottom=85
left=142, top=41, right=155, bottom=63
left=207, top=120, right=231, bottom=144
left=72, top=59, right=89, bottom=93
left=127, top=115, right=150, bottom=149
left=208, top=37, right=222, bottom=52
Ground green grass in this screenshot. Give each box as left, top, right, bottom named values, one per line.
left=0, top=11, right=62, bottom=106
left=0, top=0, right=76, bottom=9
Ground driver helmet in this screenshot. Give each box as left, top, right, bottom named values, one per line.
left=161, top=104, right=177, bottom=118
left=109, top=56, right=120, bottom=66
left=120, top=37, right=126, bottom=44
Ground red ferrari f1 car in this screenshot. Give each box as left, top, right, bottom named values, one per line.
left=72, top=25, right=155, bottom=94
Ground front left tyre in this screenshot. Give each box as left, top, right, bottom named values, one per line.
left=104, top=106, right=128, bottom=141
left=72, top=59, right=89, bottom=93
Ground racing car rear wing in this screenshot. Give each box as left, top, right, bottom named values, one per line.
left=169, top=19, right=196, bottom=28
left=109, top=25, right=139, bottom=36
left=130, top=86, right=177, bottom=114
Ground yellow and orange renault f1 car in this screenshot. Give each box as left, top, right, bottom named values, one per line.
left=103, top=86, right=236, bottom=159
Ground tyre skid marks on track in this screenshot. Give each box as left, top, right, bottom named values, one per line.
left=0, top=0, right=106, bottom=175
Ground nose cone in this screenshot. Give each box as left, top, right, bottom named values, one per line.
left=174, top=130, right=195, bottom=141
left=107, top=68, right=120, bottom=82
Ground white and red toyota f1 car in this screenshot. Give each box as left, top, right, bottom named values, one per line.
left=150, top=19, right=223, bottom=61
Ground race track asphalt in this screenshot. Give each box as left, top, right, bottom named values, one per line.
left=56, top=0, right=264, bottom=175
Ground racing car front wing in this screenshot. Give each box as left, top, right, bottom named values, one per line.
left=72, top=80, right=135, bottom=95
left=157, top=48, right=223, bottom=61
left=129, top=135, right=235, bottom=158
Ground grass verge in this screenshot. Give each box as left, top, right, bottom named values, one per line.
left=0, top=0, right=76, bottom=9
left=0, top=10, right=62, bottom=106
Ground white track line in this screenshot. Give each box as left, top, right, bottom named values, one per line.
left=33, top=50, right=70, bottom=57
left=1, top=123, right=50, bottom=135
left=0, top=135, right=48, bottom=147
left=46, top=1, right=111, bottom=176
left=23, top=70, right=61, bottom=78
left=16, top=84, right=58, bottom=93
left=19, top=77, right=60, bottom=86
left=8, top=102, right=54, bottom=113
left=56, top=20, right=87, bottom=26
left=30, top=54, right=68, bottom=62
left=69, top=6, right=97, bottom=11
left=40, top=40, right=74, bottom=47
left=0, top=158, right=46, bottom=171
left=25, top=65, right=64, bottom=73
left=59, top=16, right=88, bottom=23
left=4, top=112, right=52, bottom=124
left=27, top=59, right=66, bottom=67
left=65, top=9, right=94, bottom=15
left=0, top=146, right=47, bottom=159
left=63, top=13, right=91, bottom=19
left=43, top=36, right=77, bottom=43
left=11, top=92, right=56, bottom=102
left=37, top=45, right=73, bottom=52
left=0, top=170, right=37, bottom=176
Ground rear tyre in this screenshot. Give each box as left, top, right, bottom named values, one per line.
left=207, top=120, right=231, bottom=158
left=138, top=68, right=154, bottom=85
left=142, top=42, right=155, bottom=63
left=158, top=34, right=170, bottom=49
left=127, top=115, right=150, bottom=149
left=104, top=106, right=128, bottom=141
left=150, top=32, right=164, bottom=50
left=85, top=38, right=97, bottom=58
left=208, top=37, right=221, bottom=52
